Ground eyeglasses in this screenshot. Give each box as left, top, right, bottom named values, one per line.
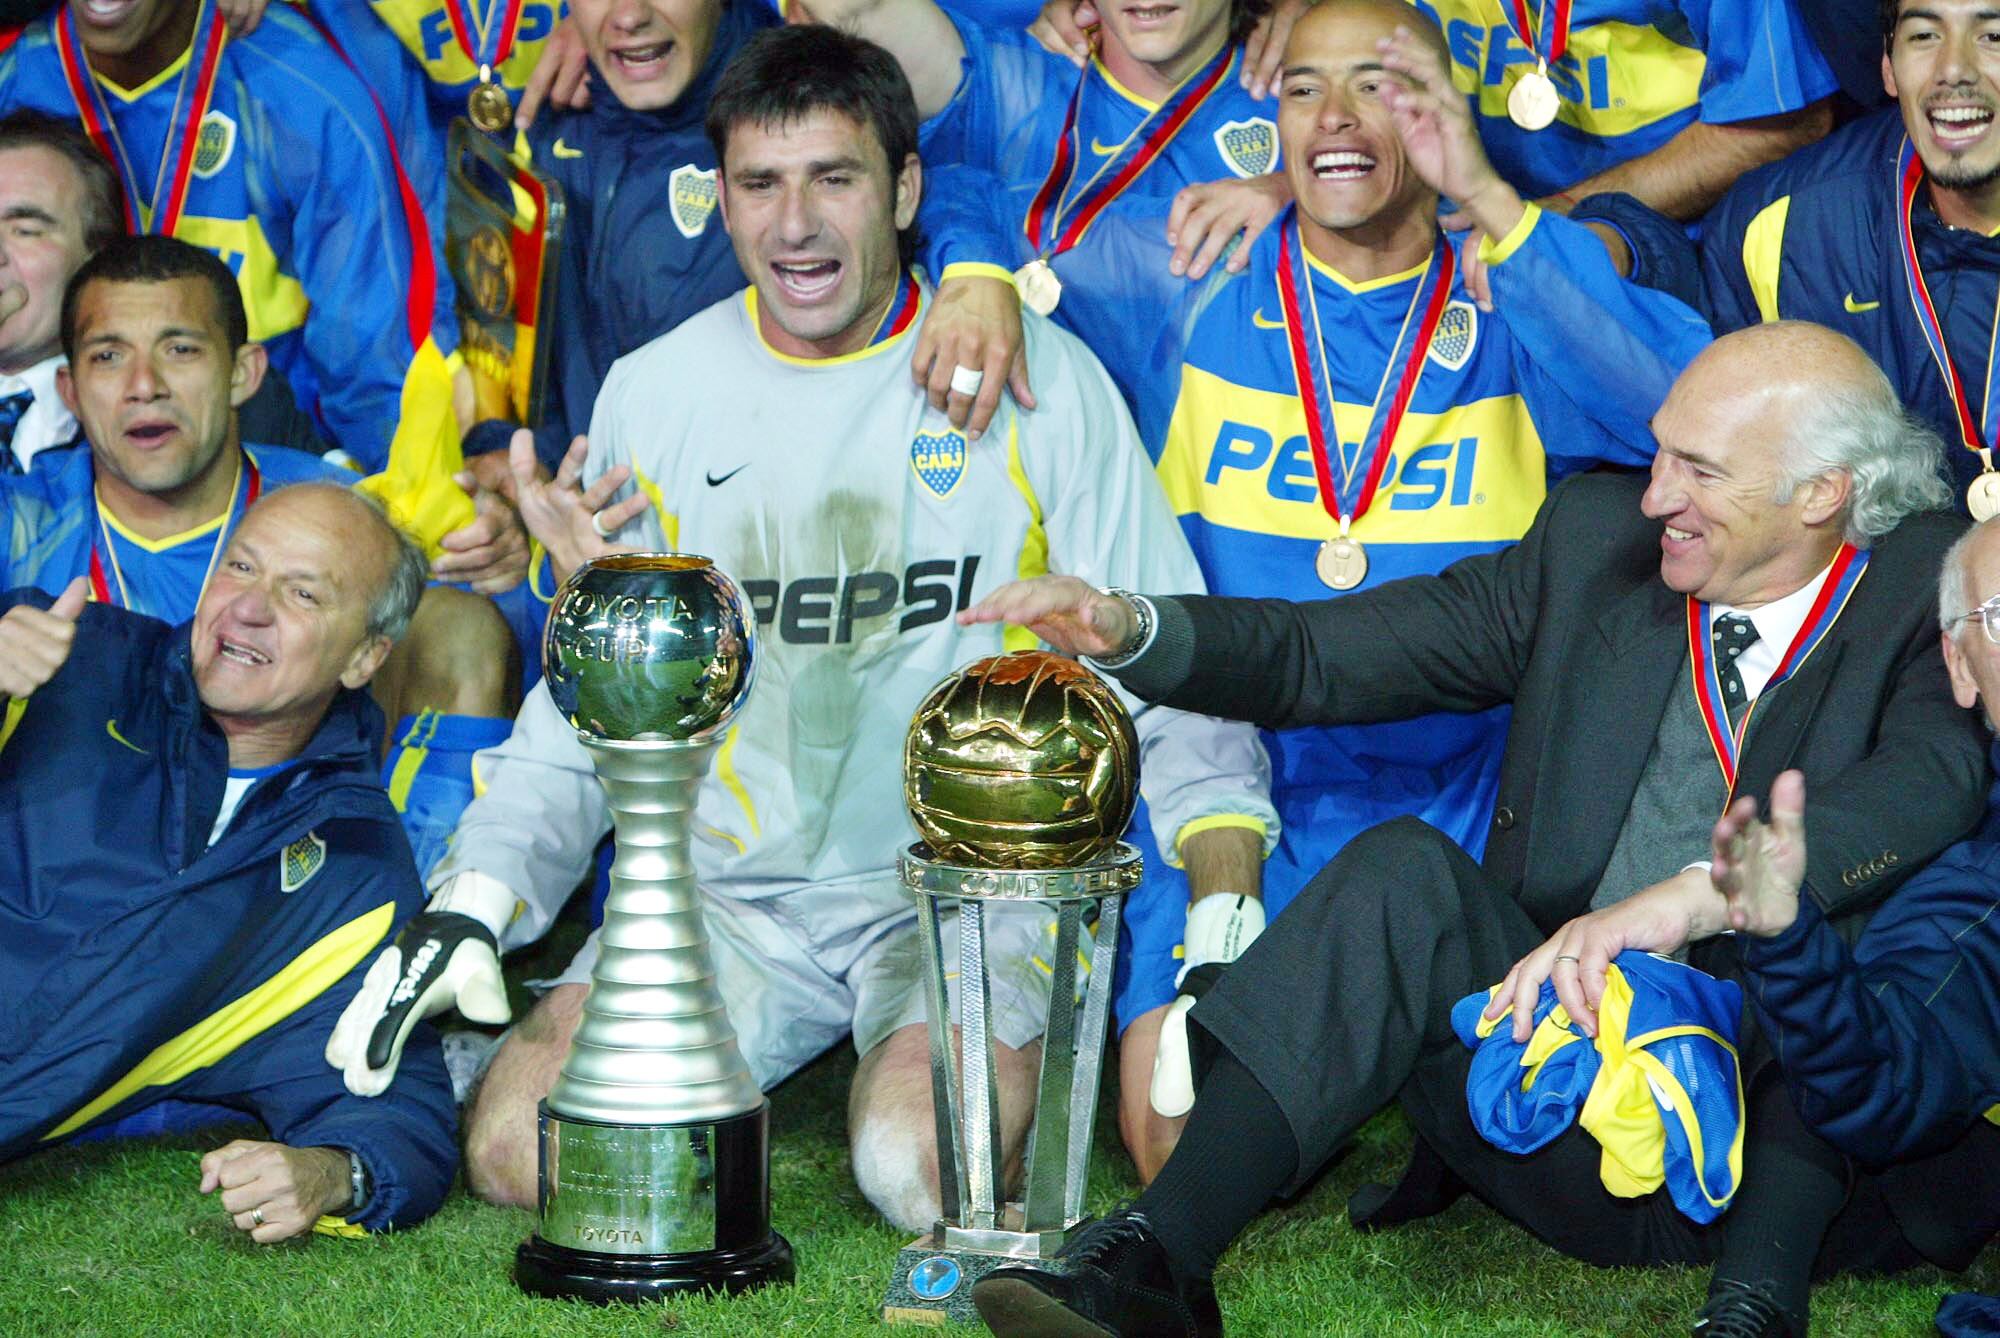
left=1949, top=593, right=2000, bottom=646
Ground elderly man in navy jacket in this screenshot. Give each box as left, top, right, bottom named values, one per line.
left=0, top=482, right=456, bottom=1241
left=1713, top=515, right=2000, bottom=1324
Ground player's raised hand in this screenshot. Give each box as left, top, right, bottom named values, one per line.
left=957, top=574, right=1137, bottom=658
left=914, top=274, right=1035, bottom=441
left=0, top=577, right=87, bottom=699
left=1710, top=769, right=1807, bottom=938
left=1239, top=0, right=1309, bottom=99
left=1375, top=27, right=1519, bottom=236
left=1029, top=0, right=1095, bottom=66
left=1168, top=173, right=1291, bottom=279
left=435, top=470, right=532, bottom=594
left=507, top=431, right=647, bottom=586
left=515, top=15, right=591, bottom=130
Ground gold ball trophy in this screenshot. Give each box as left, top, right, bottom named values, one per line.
left=881, top=650, right=1144, bottom=1324
left=516, top=554, right=795, bottom=1303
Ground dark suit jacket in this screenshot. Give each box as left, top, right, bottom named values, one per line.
left=1122, top=471, right=1990, bottom=938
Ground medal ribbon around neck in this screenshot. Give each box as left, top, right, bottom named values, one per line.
left=1503, top=0, right=1571, bottom=68
left=56, top=0, right=227, bottom=236
left=441, top=0, right=525, bottom=73
left=1276, top=220, right=1454, bottom=534
left=1685, top=542, right=1868, bottom=802
left=1023, top=42, right=1235, bottom=257
left=1895, top=136, right=2000, bottom=466
left=866, top=270, right=922, bottom=347
left=89, top=455, right=260, bottom=611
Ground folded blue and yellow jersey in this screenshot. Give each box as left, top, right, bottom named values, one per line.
left=1410, top=0, right=1835, bottom=200
left=1453, top=950, right=1745, bottom=1224
left=0, top=442, right=352, bottom=619
left=1701, top=107, right=2000, bottom=499
left=0, top=6, right=449, bottom=474
left=920, top=16, right=1281, bottom=225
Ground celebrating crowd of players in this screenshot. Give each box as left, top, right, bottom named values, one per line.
left=9, top=0, right=2000, bottom=1334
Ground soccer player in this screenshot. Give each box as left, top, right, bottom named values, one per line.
left=0, top=0, right=462, bottom=503
left=0, top=483, right=458, bottom=1241
left=328, top=25, right=1280, bottom=1234
left=918, top=0, right=1712, bottom=1179
left=0, top=235, right=515, bottom=881
left=1699, top=0, right=2000, bottom=511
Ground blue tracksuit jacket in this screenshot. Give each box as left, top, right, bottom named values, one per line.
left=0, top=591, right=456, bottom=1232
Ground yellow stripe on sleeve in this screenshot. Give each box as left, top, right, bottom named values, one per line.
left=0, top=697, right=25, bottom=755
left=43, top=901, right=397, bottom=1139
left=1001, top=418, right=1048, bottom=653
left=1742, top=196, right=1791, bottom=324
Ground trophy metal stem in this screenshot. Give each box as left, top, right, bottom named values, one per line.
left=883, top=844, right=1140, bottom=1325
left=517, top=737, right=793, bottom=1303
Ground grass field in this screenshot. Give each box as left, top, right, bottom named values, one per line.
left=5, top=1040, right=1993, bottom=1338
left=4, top=918, right=1992, bottom=1337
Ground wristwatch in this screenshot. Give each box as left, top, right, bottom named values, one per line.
left=347, top=1150, right=373, bottom=1215
left=1095, top=587, right=1153, bottom=666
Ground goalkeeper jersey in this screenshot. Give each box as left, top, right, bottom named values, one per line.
left=0, top=2, right=447, bottom=473
left=1411, top=0, right=1835, bottom=202
left=433, top=276, right=1278, bottom=951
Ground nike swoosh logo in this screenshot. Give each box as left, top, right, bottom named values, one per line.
left=705, top=464, right=749, bottom=487
left=552, top=138, right=583, bottom=159
left=1251, top=308, right=1285, bottom=330
left=1089, top=136, right=1121, bottom=156
left=1843, top=292, right=1881, bottom=313
left=106, top=718, right=146, bottom=755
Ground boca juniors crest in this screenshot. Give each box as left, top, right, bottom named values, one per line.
left=669, top=164, right=719, bottom=239
left=280, top=831, right=327, bottom=893
left=911, top=429, right=967, bottom=499
left=192, top=111, right=236, bottom=179
left=1428, top=301, right=1478, bottom=372
left=1212, top=118, right=1278, bottom=178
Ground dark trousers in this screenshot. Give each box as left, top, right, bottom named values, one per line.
left=1186, top=816, right=1922, bottom=1276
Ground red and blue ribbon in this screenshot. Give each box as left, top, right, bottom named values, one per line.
left=867, top=270, right=921, bottom=347
left=1023, top=43, right=1235, bottom=257
left=1896, top=136, right=1996, bottom=464
left=1275, top=219, right=1454, bottom=532
left=56, top=0, right=227, bottom=237
left=1687, top=542, right=1868, bottom=800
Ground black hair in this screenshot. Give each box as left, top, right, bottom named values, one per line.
left=60, top=234, right=249, bottom=362
left=705, top=25, right=921, bottom=268
left=1233, top=0, right=1275, bottom=47
left=0, top=110, right=124, bottom=254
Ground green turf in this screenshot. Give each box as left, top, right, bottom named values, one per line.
left=4, top=1035, right=1993, bottom=1338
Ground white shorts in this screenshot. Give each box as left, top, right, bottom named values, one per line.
left=548, top=887, right=1071, bottom=1092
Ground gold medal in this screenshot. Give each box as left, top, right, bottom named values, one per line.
left=1970, top=471, right=2000, bottom=522
left=468, top=67, right=513, bottom=133
left=1507, top=64, right=1560, bottom=131
left=1316, top=536, right=1368, bottom=591
left=1014, top=257, right=1062, bottom=317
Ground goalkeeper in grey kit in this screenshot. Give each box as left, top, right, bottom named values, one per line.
left=324, top=24, right=1278, bottom=1233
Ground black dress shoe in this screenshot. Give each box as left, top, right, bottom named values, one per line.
left=1690, top=1279, right=1802, bottom=1338
left=970, top=1206, right=1222, bottom=1338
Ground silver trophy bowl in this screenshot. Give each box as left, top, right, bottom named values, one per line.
left=516, top=553, right=793, bottom=1303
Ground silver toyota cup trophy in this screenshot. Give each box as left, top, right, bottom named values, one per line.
left=881, top=650, right=1144, bottom=1325
left=515, top=553, right=795, bottom=1304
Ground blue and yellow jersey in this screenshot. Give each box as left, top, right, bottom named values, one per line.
left=1702, top=107, right=2000, bottom=500
left=1453, top=950, right=1744, bottom=1224
left=0, top=6, right=450, bottom=475
left=314, top=0, right=563, bottom=129
left=0, top=442, right=351, bottom=617
left=919, top=15, right=1281, bottom=269
left=1410, top=0, right=1835, bottom=200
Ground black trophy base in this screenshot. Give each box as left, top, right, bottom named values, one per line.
left=515, top=1229, right=794, bottom=1304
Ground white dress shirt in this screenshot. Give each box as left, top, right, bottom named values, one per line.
left=0, top=354, right=78, bottom=470
left=1714, top=557, right=1839, bottom=703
